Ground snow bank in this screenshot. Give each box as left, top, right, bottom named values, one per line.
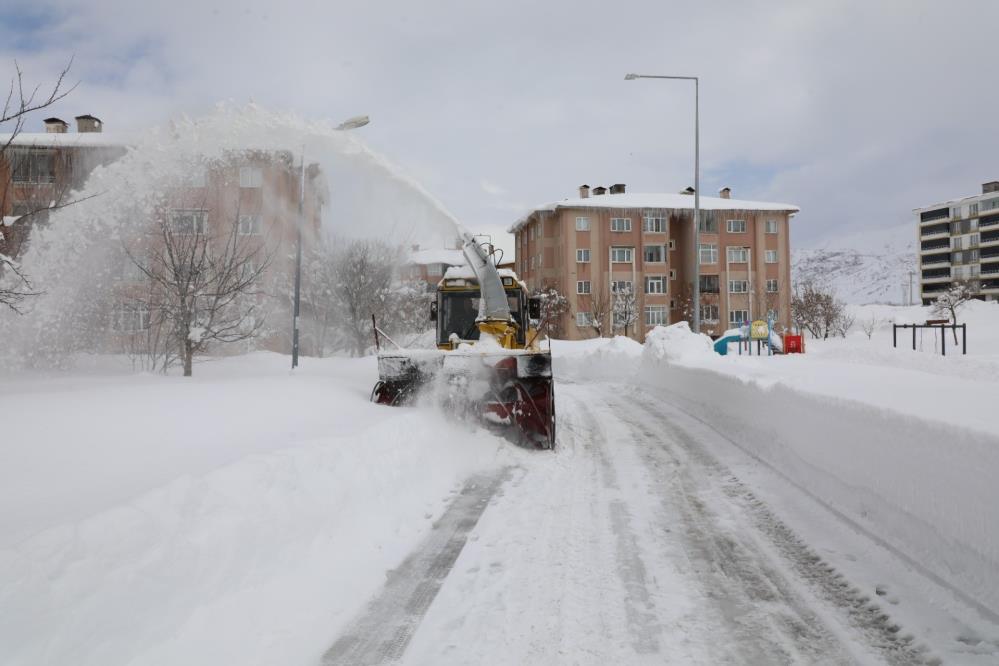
left=643, top=322, right=715, bottom=364
left=635, top=322, right=999, bottom=619
left=0, top=353, right=510, bottom=665
left=549, top=335, right=642, bottom=381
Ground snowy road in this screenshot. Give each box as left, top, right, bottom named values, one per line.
left=321, top=381, right=933, bottom=665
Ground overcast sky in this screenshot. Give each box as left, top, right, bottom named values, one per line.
left=4, top=0, right=998, bottom=254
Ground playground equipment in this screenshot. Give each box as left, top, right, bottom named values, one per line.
left=713, top=317, right=795, bottom=356
left=892, top=321, right=967, bottom=356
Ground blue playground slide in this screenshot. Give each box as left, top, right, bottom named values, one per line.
left=713, top=335, right=742, bottom=356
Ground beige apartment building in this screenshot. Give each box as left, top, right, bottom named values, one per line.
left=510, top=184, right=798, bottom=341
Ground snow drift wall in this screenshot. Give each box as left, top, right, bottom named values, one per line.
left=637, top=342, right=999, bottom=621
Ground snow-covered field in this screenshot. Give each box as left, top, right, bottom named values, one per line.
left=3, top=302, right=999, bottom=665
left=0, top=354, right=515, bottom=665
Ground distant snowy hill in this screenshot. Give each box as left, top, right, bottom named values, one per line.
left=793, top=223, right=916, bottom=304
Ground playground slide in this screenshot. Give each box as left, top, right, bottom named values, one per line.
left=713, top=331, right=784, bottom=356
left=713, top=335, right=742, bottom=356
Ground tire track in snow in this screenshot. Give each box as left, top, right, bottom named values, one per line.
left=619, top=388, right=936, bottom=666
left=321, top=469, right=509, bottom=666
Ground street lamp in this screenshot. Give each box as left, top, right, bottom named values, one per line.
left=625, top=72, right=701, bottom=333
left=292, top=114, right=371, bottom=369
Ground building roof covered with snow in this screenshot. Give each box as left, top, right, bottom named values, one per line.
left=510, top=190, right=799, bottom=233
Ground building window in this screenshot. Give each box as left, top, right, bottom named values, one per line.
left=427, top=263, right=445, bottom=276
left=727, top=246, right=748, bottom=263
left=610, top=217, right=632, bottom=232
left=727, top=219, right=747, bottom=233
left=611, top=280, right=633, bottom=294
left=765, top=249, right=778, bottom=263
left=10, top=149, right=55, bottom=183
left=766, top=279, right=779, bottom=293
left=644, top=245, right=665, bottom=263
left=576, top=216, right=591, bottom=231
left=239, top=166, right=263, bottom=188
left=669, top=269, right=677, bottom=280
left=611, top=247, right=633, bottom=263
left=238, top=215, right=262, bottom=236
left=111, top=302, right=151, bottom=333
left=117, top=254, right=147, bottom=283
left=576, top=312, right=592, bottom=327
left=642, top=216, right=665, bottom=233
left=645, top=275, right=665, bottom=294
left=698, top=212, right=718, bottom=233
left=576, top=248, right=591, bottom=263
left=767, top=309, right=779, bottom=321
left=729, top=309, right=749, bottom=324
left=169, top=209, right=208, bottom=235
left=699, top=243, right=718, bottom=264
left=700, top=304, right=719, bottom=322
left=970, top=203, right=979, bottom=217
left=668, top=239, right=676, bottom=250
left=765, top=219, right=779, bottom=234
left=729, top=280, right=749, bottom=293
left=645, top=305, right=667, bottom=326
left=577, top=280, right=591, bottom=294
left=699, top=275, right=720, bottom=293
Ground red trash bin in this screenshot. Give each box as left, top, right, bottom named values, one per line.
left=783, top=334, right=803, bottom=354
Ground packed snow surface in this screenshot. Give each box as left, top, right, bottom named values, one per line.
left=5, top=302, right=999, bottom=665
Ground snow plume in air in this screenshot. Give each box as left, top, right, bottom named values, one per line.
left=0, top=104, right=463, bottom=368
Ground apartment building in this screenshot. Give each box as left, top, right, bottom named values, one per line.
left=1, top=115, right=325, bottom=353
left=914, top=181, right=999, bottom=305
left=0, top=115, right=126, bottom=260
left=510, top=184, right=798, bottom=341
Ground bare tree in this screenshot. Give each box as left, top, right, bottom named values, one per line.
left=861, top=314, right=879, bottom=339
left=612, top=284, right=639, bottom=337
left=532, top=284, right=569, bottom=339
left=129, top=203, right=272, bottom=376
left=581, top=281, right=611, bottom=338
left=931, top=280, right=975, bottom=343
left=1, top=59, right=80, bottom=312
left=792, top=280, right=850, bottom=339
left=331, top=238, right=399, bottom=356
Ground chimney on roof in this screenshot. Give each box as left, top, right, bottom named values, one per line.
left=984, top=181, right=999, bottom=194
left=680, top=186, right=695, bottom=195
left=44, top=117, right=68, bottom=133
left=592, top=186, right=607, bottom=196
left=609, top=183, right=626, bottom=194
left=718, top=186, right=731, bottom=199
left=75, top=114, right=102, bottom=133
left=411, top=243, right=420, bottom=252
left=579, top=184, right=590, bottom=199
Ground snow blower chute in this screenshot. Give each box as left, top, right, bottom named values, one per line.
left=371, top=234, right=555, bottom=449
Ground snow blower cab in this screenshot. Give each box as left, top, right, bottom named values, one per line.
left=372, top=235, right=555, bottom=448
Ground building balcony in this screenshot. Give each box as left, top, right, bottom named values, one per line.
left=921, top=282, right=951, bottom=294
left=919, top=208, right=950, bottom=224
left=920, top=252, right=951, bottom=266
left=980, top=263, right=999, bottom=276
left=920, top=240, right=951, bottom=253
left=921, top=275, right=951, bottom=284
left=979, top=214, right=999, bottom=229
left=981, top=279, right=999, bottom=293
left=919, top=221, right=950, bottom=237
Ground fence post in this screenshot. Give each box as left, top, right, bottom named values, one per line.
left=963, top=324, right=967, bottom=355
left=912, top=325, right=916, bottom=351
left=893, top=324, right=897, bottom=348
left=942, top=325, right=946, bottom=356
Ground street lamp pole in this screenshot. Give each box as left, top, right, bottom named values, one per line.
left=625, top=73, right=701, bottom=333
left=292, top=115, right=370, bottom=369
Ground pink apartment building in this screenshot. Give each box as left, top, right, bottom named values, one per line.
left=510, top=184, right=799, bottom=341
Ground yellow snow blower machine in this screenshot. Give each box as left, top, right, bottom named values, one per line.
left=371, top=234, right=555, bottom=449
